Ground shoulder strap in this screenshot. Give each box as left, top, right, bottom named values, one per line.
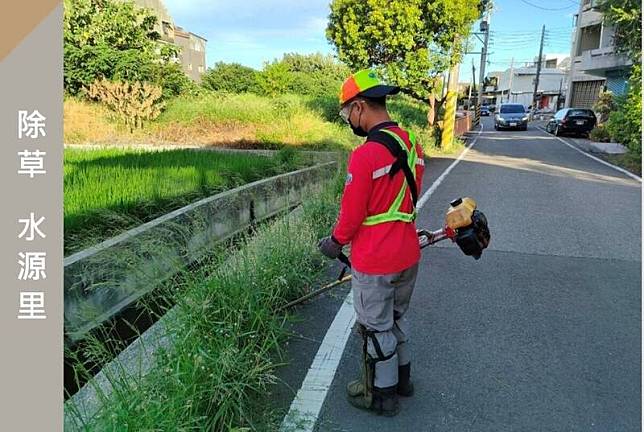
left=367, top=129, right=418, bottom=207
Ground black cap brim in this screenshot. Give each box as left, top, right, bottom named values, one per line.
left=359, top=84, right=400, bottom=99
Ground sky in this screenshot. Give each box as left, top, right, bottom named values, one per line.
left=163, top=0, right=579, bottom=80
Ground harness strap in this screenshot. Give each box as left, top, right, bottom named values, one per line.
left=367, top=129, right=419, bottom=207
left=359, top=325, right=396, bottom=363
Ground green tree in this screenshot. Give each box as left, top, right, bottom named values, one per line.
left=606, top=65, right=641, bottom=157
left=64, top=0, right=188, bottom=96
left=201, top=62, right=260, bottom=93
left=598, top=0, right=641, bottom=61
left=599, top=0, right=641, bottom=160
left=326, top=0, right=480, bottom=103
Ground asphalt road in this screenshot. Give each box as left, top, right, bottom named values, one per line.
left=305, top=118, right=642, bottom=431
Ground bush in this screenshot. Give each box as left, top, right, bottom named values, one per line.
left=256, top=53, right=348, bottom=98
left=593, top=91, right=616, bottom=124
left=154, top=62, right=201, bottom=99
left=606, top=64, right=642, bottom=157
left=589, top=125, right=612, bottom=142
left=281, top=52, right=349, bottom=79
left=201, top=62, right=260, bottom=93
left=86, top=78, right=164, bottom=130
left=256, top=61, right=293, bottom=96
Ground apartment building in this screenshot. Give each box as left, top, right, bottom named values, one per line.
left=565, top=0, right=633, bottom=108
left=485, top=55, right=570, bottom=111
left=126, top=0, right=207, bottom=82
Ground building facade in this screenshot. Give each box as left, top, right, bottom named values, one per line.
left=565, top=0, right=632, bottom=108
left=485, top=55, right=569, bottom=111
left=126, top=0, right=207, bottom=82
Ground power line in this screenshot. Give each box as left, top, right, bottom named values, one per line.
left=517, top=0, right=577, bottom=11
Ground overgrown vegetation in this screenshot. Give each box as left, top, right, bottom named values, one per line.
left=598, top=0, right=641, bottom=165
left=605, top=65, right=642, bottom=159
left=64, top=1, right=466, bottom=153
left=66, top=171, right=345, bottom=431
left=86, top=78, right=164, bottom=130
left=65, top=90, right=460, bottom=154
left=64, top=147, right=305, bottom=254
left=64, top=0, right=197, bottom=98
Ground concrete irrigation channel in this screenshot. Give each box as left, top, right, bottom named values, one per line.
left=63, top=160, right=339, bottom=400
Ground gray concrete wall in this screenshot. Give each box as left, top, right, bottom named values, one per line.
left=64, top=162, right=337, bottom=343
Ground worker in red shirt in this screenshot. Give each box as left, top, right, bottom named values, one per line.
left=318, top=69, right=425, bottom=416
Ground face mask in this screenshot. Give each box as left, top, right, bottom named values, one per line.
left=348, top=105, right=367, bottom=137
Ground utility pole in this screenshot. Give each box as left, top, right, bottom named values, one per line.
left=507, top=57, right=514, bottom=102
left=441, top=39, right=461, bottom=148
left=475, top=1, right=491, bottom=126
left=471, top=60, right=477, bottom=107
left=532, top=25, right=545, bottom=113
left=557, top=78, right=563, bottom=110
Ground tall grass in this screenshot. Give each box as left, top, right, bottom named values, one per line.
left=155, top=92, right=360, bottom=150
left=64, top=91, right=463, bottom=153
left=64, top=147, right=305, bottom=254
left=66, top=170, right=345, bottom=431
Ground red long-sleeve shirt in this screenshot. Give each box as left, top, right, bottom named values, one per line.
left=332, top=123, right=425, bottom=274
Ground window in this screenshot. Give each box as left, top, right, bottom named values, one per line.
left=567, top=109, right=595, bottom=117
left=188, top=63, right=192, bottom=71
left=162, top=21, right=172, bottom=37
left=499, top=104, right=525, bottom=114
left=198, top=65, right=204, bottom=73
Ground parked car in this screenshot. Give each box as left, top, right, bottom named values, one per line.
left=494, top=103, right=528, bottom=131
left=545, top=108, right=597, bottom=137
left=481, top=106, right=491, bottom=116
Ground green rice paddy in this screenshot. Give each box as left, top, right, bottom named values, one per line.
left=64, top=147, right=304, bottom=254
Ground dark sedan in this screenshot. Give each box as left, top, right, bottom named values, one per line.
left=494, top=103, right=528, bottom=131
left=545, top=108, right=596, bottom=137
left=481, top=106, right=491, bottom=116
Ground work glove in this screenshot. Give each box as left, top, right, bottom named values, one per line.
left=318, top=236, right=343, bottom=259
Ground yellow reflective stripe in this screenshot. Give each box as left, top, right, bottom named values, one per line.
left=363, top=128, right=419, bottom=226
left=381, top=129, right=417, bottom=179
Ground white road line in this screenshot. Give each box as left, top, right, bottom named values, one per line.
left=536, top=126, right=642, bottom=183
left=279, top=125, right=484, bottom=432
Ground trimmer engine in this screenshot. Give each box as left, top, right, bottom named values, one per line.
left=417, top=197, right=491, bottom=259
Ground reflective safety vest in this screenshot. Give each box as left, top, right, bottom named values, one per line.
left=363, top=128, right=424, bottom=226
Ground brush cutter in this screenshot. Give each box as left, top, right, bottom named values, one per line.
left=280, top=197, right=491, bottom=310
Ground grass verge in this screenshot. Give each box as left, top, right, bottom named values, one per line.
left=64, top=92, right=464, bottom=156
left=65, top=169, right=345, bottom=431
left=601, top=151, right=642, bottom=177
left=64, top=146, right=306, bottom=254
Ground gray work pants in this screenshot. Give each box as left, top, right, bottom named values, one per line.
left=351, top=263, right=419, bottom=388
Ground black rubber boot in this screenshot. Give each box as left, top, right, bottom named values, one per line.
left=397, top=363, right=414, bottom=397
left=372, top=385, right=401, bottom=417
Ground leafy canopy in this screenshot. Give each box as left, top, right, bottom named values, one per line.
left=598, top=0, right=641, bottom=62
left=326, top=0, right=481, bottom=101
left=598, top=0, right=641, bottom=159
left=64, top=0, right=193, bottom=97
left=202, top=62, right=260, bottom=93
